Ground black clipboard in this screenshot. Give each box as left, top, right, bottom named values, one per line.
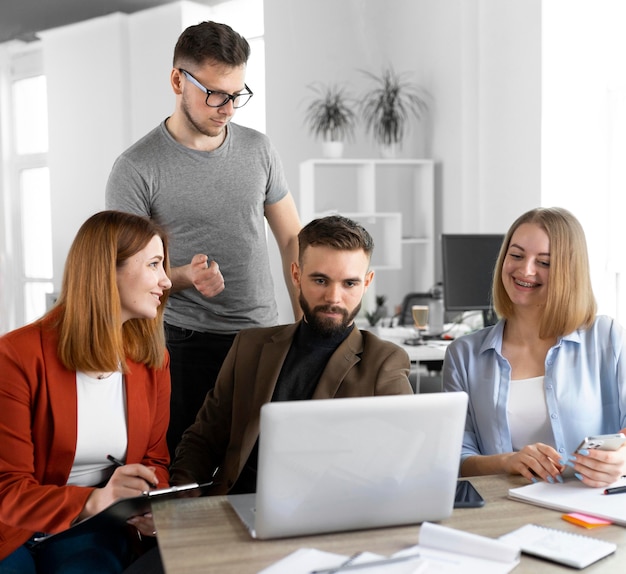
left=32, top=481, right=214, bottom=547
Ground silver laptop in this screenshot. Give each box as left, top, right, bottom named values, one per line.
left=228, top=392, right=468, bottom=539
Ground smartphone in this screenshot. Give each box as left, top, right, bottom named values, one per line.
left=454, top=480, right=485, bottom=508
left=576, top=433, right=626, bottom=452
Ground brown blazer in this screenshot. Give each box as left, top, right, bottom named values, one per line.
left=0, top=313, right=171, bottom=560
left=170, top=322, right=412, bottom=493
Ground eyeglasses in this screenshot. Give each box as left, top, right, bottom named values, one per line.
left=179, top=69, right=253, bottom=109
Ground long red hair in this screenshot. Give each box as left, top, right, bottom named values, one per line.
left=52, top=211, right=170, bottom=372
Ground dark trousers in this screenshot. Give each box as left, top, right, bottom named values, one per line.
left=165, top=323, right=236, bottom=459
left=0, top=529, right=131, bottom=574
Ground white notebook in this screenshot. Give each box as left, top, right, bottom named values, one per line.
left=508, top=478, right=626, bottom=525
left=500, top=524, right=616, bottom=569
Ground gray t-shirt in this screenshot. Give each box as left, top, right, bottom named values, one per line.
left=105, top=120, right=289, bottom=334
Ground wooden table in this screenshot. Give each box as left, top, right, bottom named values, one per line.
left=152, top=475, right=626, bottom=573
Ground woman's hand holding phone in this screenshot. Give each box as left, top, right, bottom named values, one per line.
left=575, top=433, right=626, bottom=452
left=563, top=432, right=626, bottom=487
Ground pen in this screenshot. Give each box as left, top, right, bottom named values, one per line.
left=310, top=553, right=422, bottom=574
left=326, top=552, right=361, bottom=574
left=107, top=454, right=125, bottom=467
left=603, top=485, right=626, bottom=495
left=107, top=454, right=158, bottom=489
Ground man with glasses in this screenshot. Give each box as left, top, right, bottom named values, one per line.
left=105, top=21, right=302, bottom=459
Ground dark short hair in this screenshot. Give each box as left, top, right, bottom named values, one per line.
left=298, top=215, right=374, bottom=263
left=173, top=20, right=250, bottom=68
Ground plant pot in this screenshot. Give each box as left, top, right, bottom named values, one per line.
left=322, top=141, right=344, bottom=159
left=379, top=143, right=397, bottom=159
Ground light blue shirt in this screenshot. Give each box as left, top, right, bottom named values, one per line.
left=443, top=315, right=626, bottom=464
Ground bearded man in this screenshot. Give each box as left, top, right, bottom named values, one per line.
left=170, top=215, right=412, bottom=493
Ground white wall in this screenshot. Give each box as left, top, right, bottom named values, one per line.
left=36, top=0, right=542, bottom=321
left=264, top=0, right=541, bottom=313
left=477, top=1, right=541, bottom=230
left=127, top=1, right=214, bottom=141
left=41, top=13, right=128, bottom=289
left=40, top=1, right=210, bottom=291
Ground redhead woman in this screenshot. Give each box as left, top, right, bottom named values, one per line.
left=0, top=211, right=172, bottom=573
left=444, top=207, right=626, bottom=488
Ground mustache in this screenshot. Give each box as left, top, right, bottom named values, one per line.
left=313, top=305, right=348, bottom=316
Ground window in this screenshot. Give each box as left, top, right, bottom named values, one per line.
left=0, top=2, right=264, bottom=333
left=542, top=0, right=626, bottom=323
left=0, top=44, right=52, bottom=331
left=20, top=167, right=53, bottom=322
left=13, top=74, right=48, bottom=154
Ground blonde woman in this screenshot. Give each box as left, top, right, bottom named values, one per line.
left=444, top=207, right=626, bottom=488
left=0, top=211, right=172, bottom=573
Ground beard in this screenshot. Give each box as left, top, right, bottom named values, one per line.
left=180, top=95, right=227, bottom=139
left=299, top=292, right=361, bottom=337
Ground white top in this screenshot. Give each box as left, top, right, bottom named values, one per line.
left=508, top=376, right=554, bottom=451
left=67, top=371, right=128, bottom=486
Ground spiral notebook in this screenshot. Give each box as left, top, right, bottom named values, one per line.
left=500, top=524, right=616, bottom=569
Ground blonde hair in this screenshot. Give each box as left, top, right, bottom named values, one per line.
left=492, top=207, right=596, bottom=339
left=52, top=211, right=170, bottom=372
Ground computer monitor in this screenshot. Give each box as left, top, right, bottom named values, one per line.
left=441, top=234, right=505, bottom=327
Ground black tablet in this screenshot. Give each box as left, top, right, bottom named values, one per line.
left=33, top=481, right=214, bottom=547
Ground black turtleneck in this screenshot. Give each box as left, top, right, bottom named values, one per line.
left=230, top=321, right=355, bottom=494
left=272, top=320, right=354, bottom=402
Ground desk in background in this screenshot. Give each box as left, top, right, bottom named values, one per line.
left=372, top=326, right=449, bottom=392
left=401, top=339, right=449, bottom=363
left=370, top=326, right=450, bottom=362
left=152, top=475, right=626, bottom=573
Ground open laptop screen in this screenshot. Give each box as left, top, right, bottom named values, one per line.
left=229, top=392, right=468, bottom=539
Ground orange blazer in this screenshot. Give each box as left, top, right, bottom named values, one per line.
left=0, top=313, right=170, bottom=560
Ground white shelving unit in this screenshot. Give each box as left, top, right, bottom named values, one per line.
left=299, top=158, right=436, bottom=315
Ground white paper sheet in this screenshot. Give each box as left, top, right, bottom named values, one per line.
left=257, top=523, right=520, bottom=574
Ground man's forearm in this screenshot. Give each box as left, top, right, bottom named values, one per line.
left=169, top=264, right=194, bottom=293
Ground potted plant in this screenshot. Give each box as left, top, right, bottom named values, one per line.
left=304, top=82, right=357, bottom=158
left=360, top=67, right=428, bottom=157
left=365, top=295, right=389, bottom=328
